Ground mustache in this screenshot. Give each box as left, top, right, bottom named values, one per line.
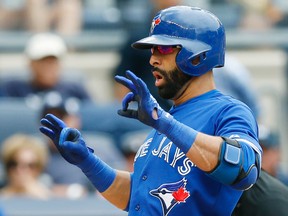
left=151, top=67, right=166, bottom=76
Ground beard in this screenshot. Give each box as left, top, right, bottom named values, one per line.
left=154, top=67, right=192, bottom=100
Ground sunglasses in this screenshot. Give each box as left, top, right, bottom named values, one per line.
left=151, top=45, right=181, bottom=55
left=7, top=160, right=39, bottom=170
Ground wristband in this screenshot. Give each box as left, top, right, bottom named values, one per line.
left=157, top=112, right=198, bottom=154
left=77, top=153, right=116, bottom=193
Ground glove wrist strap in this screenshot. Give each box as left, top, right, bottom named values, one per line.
left=156, top=112, right=198, bottom=154
left=77, top=153, right=116, bottom=193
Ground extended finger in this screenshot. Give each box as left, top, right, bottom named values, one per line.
left=125, top=70, right=141, bottom=89
left=39, top=126, right=55, bottom=141
left=40, top=118, right=58, bottom=131
left=114, top=75, right=137, bottom=93
left=136, top=77, right=150, bottom=100
left=45, top=114, right=66, bottom=129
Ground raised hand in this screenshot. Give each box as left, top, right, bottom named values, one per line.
left=40, top=114, right=117, bottom=193
left=39, top=114, right=92, bottom=165
left=115, top=70, right=172, bottom=130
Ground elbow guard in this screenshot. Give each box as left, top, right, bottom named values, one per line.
left=207, top=137, right=260, bottom=190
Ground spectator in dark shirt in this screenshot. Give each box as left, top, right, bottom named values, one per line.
left=232, top=169, right=288, bottom=216
left=232, top=125, right=288, bottom=216
left=1, top=32, right=91, bottom=101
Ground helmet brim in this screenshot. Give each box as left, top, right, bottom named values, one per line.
left=132, top=35, right=211, bottom=55
left=132, top=35, right=181, bottom=49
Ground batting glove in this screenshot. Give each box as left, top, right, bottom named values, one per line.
left=39, top=114, right=93, bottom=165
left=115, top=70, right=173, bottom=132
left=40, top=114, right=116, bottom=192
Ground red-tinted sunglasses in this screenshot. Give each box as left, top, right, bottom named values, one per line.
left=151, top=45, right=181, bottom=55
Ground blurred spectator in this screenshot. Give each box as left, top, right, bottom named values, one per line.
left=232, top=169, right=288, bottom=216
left=258, top=124, right=288, bottom=185
left=0, top=133, right=51, bottom=199
left=39, top=95, right=92, bottom=198
left=0, top=0, right=26, bottom=30
left=214, top=54, right=260, bottom=118
left=0, top=0, right=82, bottom=35
left=1, top=32, right=91, bottom=102
left=273, top=0, right=288, bottom=27
left=118, top=129, right=150, bottom=172
left=239, top=0, right=288, bottom=29
left=82, top=0, right=122, bottom=30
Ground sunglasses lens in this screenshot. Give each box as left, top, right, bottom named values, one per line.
left=158, top=46, right=174, bottom=54
left=151, top=46, right=176, bottom=54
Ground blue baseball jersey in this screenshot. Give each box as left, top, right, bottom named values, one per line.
left=127, top=90, right=261, bottom=216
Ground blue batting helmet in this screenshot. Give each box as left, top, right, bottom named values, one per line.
left=132, top=6, right=226, bottom=76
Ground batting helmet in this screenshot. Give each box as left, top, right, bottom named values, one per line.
left=132, top=6, right=226, bottom=77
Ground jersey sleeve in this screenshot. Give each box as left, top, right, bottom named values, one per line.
left=215, top=103, right=262, bottom=156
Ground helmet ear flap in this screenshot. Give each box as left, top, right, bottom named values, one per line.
left=191, top=52, right=207, bottom=66
left=176, top=48, right=211, bottom=77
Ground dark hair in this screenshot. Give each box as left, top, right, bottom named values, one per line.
left=259, top=125, right=280, bottom=149
left=41, top=93, right=80, bottom=119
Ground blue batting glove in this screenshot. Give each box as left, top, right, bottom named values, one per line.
left=40, top=114, right=116, bottom=193
left=39, top=114, right=93, bottom=165
left=115, top=70, right=198, bottom=154
left=115, top=70, right=173, bottom=132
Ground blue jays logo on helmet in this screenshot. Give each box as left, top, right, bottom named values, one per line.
left=150, top=178, right=190, bottom=216
left=132, top=6, right=226, bottom=77
left=150, top=14, right=161, bottom=34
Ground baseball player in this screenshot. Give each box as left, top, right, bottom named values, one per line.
left=39, top=6, right=262, bottom=216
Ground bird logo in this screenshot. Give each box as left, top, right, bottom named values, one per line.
left=150, top=178, right=190, bottom=216
left=150, top=14, right=161, bottom=34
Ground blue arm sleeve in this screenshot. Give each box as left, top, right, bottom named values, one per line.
left=77, top=153, right=117, bottom=193
left=156, top=113, right=198, bottom=154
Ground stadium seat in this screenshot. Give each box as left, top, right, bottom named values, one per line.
left=79, top=101, right=150, bottom=150
left=82, top=131, right=127, bottom=170
left=0, top=97, right=41, bottom=145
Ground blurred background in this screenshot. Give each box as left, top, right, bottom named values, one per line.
left=0, top=0, right=287, bottom=215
